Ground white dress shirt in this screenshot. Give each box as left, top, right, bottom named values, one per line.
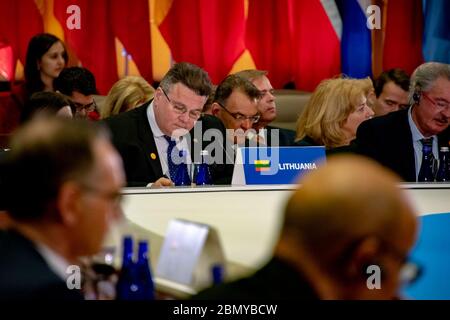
left=35, top=242, right=71, bottom=281
left=146, top=101, right=191, bottom=178
left=408, top=107, right=438, bottom=181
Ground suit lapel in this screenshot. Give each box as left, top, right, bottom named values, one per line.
left=396, top=110, right=417, bottom=181
left=437, top=127, right=450, bottom=148
left=135, top=102, right=164, bottom=179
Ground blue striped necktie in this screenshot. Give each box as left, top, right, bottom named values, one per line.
left=164, top=135, right=178, bottom=180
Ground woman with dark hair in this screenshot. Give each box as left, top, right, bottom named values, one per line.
left=13, top=33, right=68, bottom=109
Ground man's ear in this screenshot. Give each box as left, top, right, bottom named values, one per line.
left=211, top=102, right=221, bottom=116
left=154, top=87, right=164, bottom=102
left=57, top=182, right=81, bottom=227
left=346, top=236, right=381, bottom=280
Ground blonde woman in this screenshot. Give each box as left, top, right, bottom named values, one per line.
left=101, top=76, right=155, bottom=119
left=295, top=78, right=374, bottom=150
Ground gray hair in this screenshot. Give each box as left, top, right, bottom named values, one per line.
left=409, top=62, right=450, bottom=103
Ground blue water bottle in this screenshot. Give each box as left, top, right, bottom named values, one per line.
left=174, top=150, right=191, bottom=186
left=136, top=241, right=155, bottom=300
left=116, top=236, right=140, bottom=300
left=211, top=264, right=224, bottom=285
left=436, top=147, right=450, bottom=182
left=195, top=150, right=212, bottom=185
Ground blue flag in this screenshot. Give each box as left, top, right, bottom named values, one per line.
left=423, top=0, right=450, bottom=63
left=336, top=0, right=372, bottom=78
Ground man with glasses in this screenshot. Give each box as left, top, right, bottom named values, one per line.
left=235, top=70, right=296, bottom=146
left=195, top=155, right=418, bottom=299
left=356, top=62, right=450, bottom=182
left=211, top=74, right=262, bottom=146
left=0, top=118, right=125, bottom=300
left=103, top=62, right=229, bottom=186
left=54, top=67, right=100, bottom=120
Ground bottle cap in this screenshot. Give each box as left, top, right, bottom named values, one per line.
left=440, top=146, right=449, bottom=152
left=212, top=264, right=224, bottom=284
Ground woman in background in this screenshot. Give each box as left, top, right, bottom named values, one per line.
left=101, top=76, right=154, bottom=119
left=13, top=33, right=68, bottom=108
left=295, top=78, right=374, bottom=150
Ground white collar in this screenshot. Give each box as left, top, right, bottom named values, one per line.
left=35, top=241, right=71, bottom=281
left=147, top=101, right=165, bottom=138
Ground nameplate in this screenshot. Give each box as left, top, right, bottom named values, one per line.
left=232, top=146, right=326, bottom=185
left=156, top=219, right=225, bottom=290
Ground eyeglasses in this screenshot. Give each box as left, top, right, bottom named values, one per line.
left=422, top=92, right=450, bottom=109
left=161, top=88, right=202, bottom=120
left=81, top=184, right=123, bottom=207
left=217, top=102, right=260, bottom=123
left=337, top=237, right=422, bottom=287
left=73, top=99, right=97, bottom=115
left=381, top=241, right=422, bottom=286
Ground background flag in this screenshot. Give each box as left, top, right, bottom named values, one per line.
left=336, top=0, right=372, bottom=78
left=423, top=0, right=450, bottom=64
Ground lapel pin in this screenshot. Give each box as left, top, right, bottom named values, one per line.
left=150, top=152, right=157, bottom=160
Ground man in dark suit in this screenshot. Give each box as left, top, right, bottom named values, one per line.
left=54, top=67, right=99, bottom=120
left=194, top=156, right=418, bottom=299
left=0, top=118, right=125, bottom=300
left=211, top=74, right=262, bottom=146
left=372, top=68, right=410, bottom=117
left=356, top=62, right=450, bottom=182
left=102, top=62, right=233, bottom=187
left=235, top=69, right=296, bottom=146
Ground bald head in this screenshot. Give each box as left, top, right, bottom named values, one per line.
left=278, top=155, right=417, bottom=298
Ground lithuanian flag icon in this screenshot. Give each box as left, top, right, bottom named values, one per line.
left=254, top=160, right=271, bottom=172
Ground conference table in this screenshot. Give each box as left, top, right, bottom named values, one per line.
left=111, top=183, right=450, bottom=299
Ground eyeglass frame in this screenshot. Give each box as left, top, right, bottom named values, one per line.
left=73, top=99, right=97, bottom=115
left=160, top=87, right=203, bottom=120
left=422, top=91, right=450, bottom=110
left=336, top=236, right=422, bottom=287
left=80, top=183, right=123, bottom=207
left=216, top=101, right=261, bottom=124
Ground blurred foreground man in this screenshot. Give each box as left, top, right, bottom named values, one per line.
left=0, top=118, right=125, bottom=300
left=195, top=155, right=418, bottom=299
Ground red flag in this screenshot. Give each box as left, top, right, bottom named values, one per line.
left=0, top=0, right=43, bottom=67
left=159, top=0, right=246, bottom=84
left=383, top=0, right=423, bottom=74
left=290, top=0, right=341, bottom=91
left=54, top=0, right=117, bottom=94
left=245, top=0, right=293, bottom=88
left=110, top=0, right=153, bottom=83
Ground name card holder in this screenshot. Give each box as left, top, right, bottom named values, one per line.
left=232, top=146, right=326, bottom=185
left=156, top=219, right=226, bottom=291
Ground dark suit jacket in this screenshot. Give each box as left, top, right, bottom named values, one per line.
left=192, top=257, right=319, bottom=300
left=293, top=135, right=356, bottom=156
left=102, top=102, right=233, bottom=186
left=355, top=108, right=450, bottom=182
left=0, top=149, right=9, bottom=210
left=265, top=126, right=296, bottom=147
left=0, top=230, right=83, bottom=300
